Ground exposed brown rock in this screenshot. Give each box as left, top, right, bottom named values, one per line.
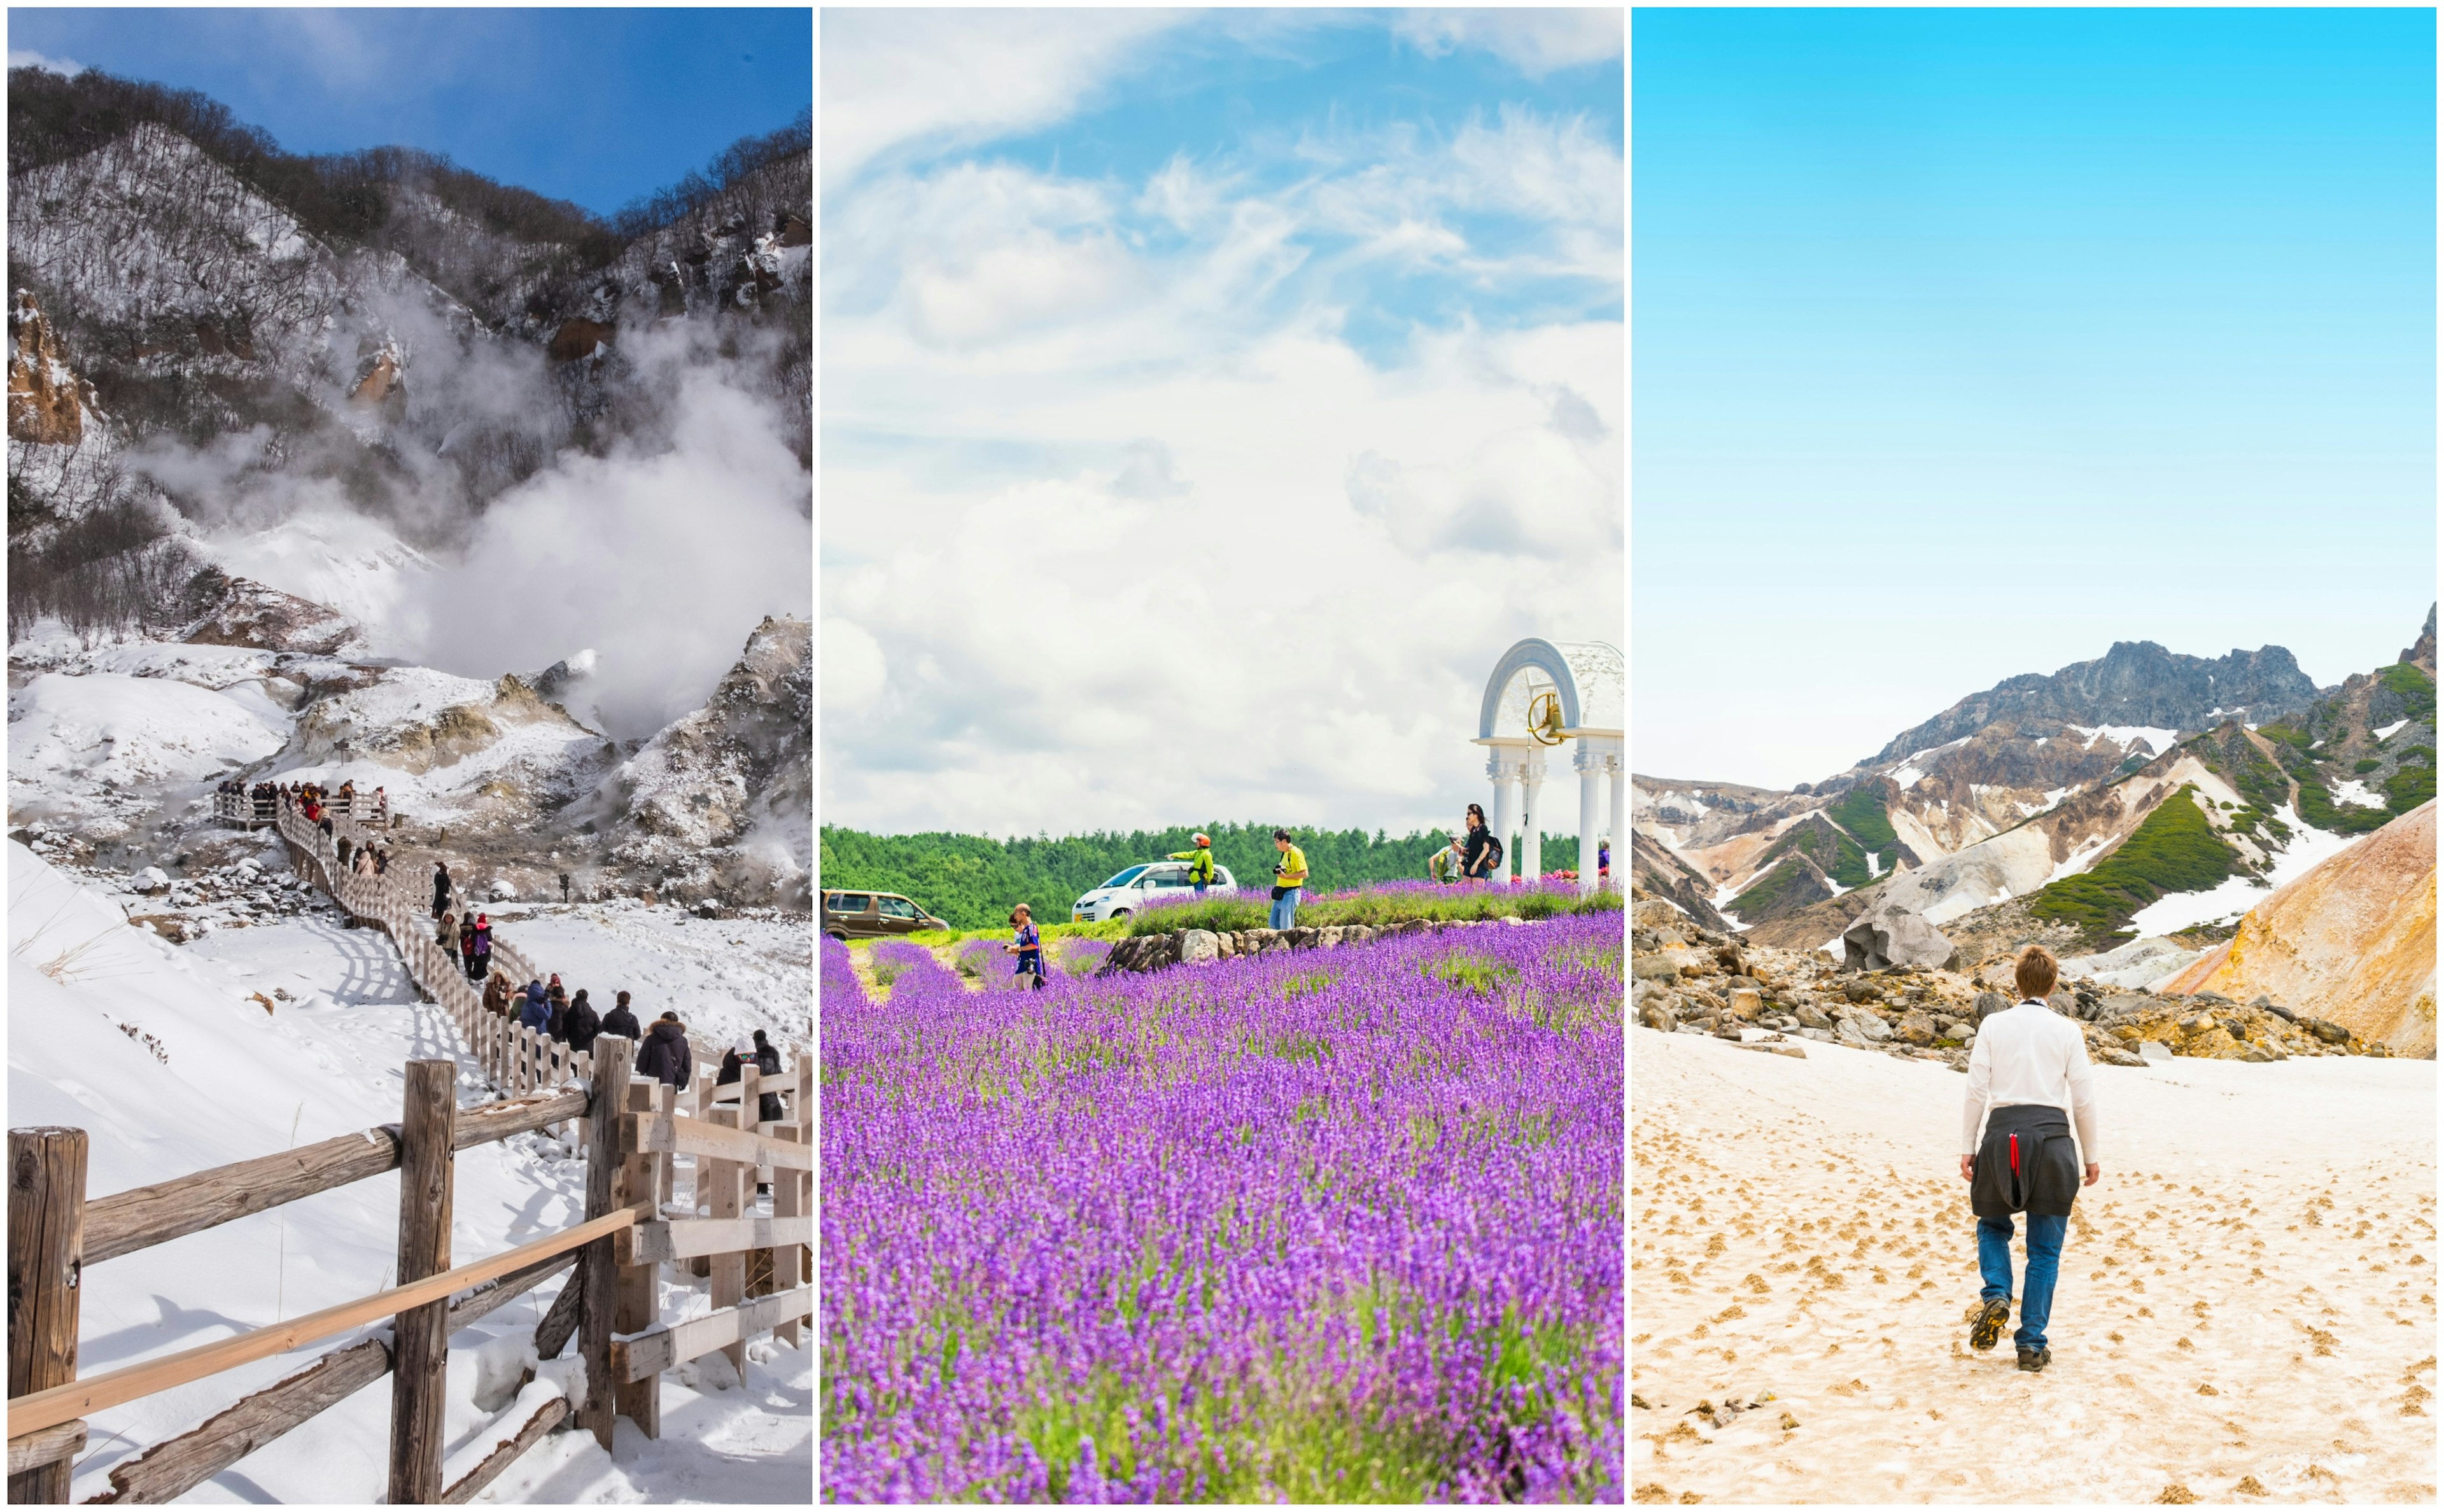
left=8, top=290, right=88, bottom=444
left=549, top=318, right=615, bottom=363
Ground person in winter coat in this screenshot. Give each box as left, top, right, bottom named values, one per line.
left=751, top=1028, right=785, bottom=1123
left=458, top=915, right=479, bottom=976
left=637, top=1012, right=692, bottom=1089
left=437, top=910, right=457, bottom=949
left=599, top=990, right=642, bottom=1046
left=483, top=970, right=512, bottom=1019
left=546, top=975, right=569, bottom=1020
left=517, top=981, right=551, bottom=1033
left=716, top=1035, right=749, bottom=1090
left=562, top=990, right=601, bottom=1056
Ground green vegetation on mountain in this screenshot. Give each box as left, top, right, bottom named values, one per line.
left=1727, top=856, right=1827, bottom=921
left=2386, top=748, right=2436, bottom=811
left=1823, top=784, right=1899, bottom=866
left=2026, top=785, right=2238, bottom=946
left=2377, top=662, right=2437, bottom=726
left=820, top=824, right=1584, bottom=931
left=2184, top=724, right=2290, bottom=844
left=1756, top=819, right=1870, bottom=888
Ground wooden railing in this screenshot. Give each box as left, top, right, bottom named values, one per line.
left=4, top=1033, right=814, bottom=1503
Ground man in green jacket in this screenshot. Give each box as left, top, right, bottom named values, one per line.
left=1167, top=832, right=1219, bottom=897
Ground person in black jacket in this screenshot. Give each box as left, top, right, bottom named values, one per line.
left=716, top=1036, right=748, bottom=1093
left=750, top=1029, right=785, bottom=1123
left=1459, top=802, right=1498, bottom=881
left=562, top=989, right=601, bottom=1056
left=599, top=990, right=641, bottom=1045
left=637, top=1012, right=692, bottom=1089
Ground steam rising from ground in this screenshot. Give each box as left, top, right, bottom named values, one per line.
left=400, top=327, right=811, bottom=740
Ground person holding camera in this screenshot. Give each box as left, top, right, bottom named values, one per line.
left=1268, top=829, right=1309, bottom=930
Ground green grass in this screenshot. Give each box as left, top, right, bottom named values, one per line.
left=2385, top=752, right=2435, bottom=813
left=1121, top=886, right=1620, bottom=937
left=1823, top=782, right=1899, bottom=860
left=2026, top=784, right=2238, bottom=946
left=2356, top=758, right=2384, bottom=774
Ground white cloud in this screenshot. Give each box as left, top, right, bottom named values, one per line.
left=1393, top=9, right=1624, bottom=76
left=820, top=9, right=1186, bottom=192
left=8, top=49, right=83, bottom=77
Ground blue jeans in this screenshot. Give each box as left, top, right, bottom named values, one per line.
left=1268, top=887, right=1300, bottom=930
left=1978, top=1213, right=2067, bottom=1350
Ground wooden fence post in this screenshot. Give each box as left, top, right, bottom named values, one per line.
left=614, top=1080, right=666, bottom=1440
left=386, top=1062, right=455, bottom=1505
left=579, top=1037, right=634, bottom=1450
left=705, top=1107, right=747, bottom=1379
left=771, top=1123, right=804, bottom=1348
left=8, top=1128, right=86, bottom=1504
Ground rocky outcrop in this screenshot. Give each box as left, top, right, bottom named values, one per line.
left=2403, top=605, right=2436, bottom=675
left=1096, top=916, right=1501, bottom=975
left=1841, top=900, right=1960, bottom=971
left=7, top=290, right=93, bottom=444
left=2154, top=802, right=2436, bottom=1057
left=1629, top=829, right=1732, bottom=932
left=178, top=568, right=365, bottom=656
left=1633, top=888, right=2388, bottom=1063
left=606, top=615, right=811, bottom=908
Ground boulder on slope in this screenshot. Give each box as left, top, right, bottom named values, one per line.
left=1841, top=901, right=1962, bottom=972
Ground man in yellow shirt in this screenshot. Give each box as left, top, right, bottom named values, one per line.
left=1167, top=833, right=1218, bottom=897
left=1269, top=829, right=1309, bottom=929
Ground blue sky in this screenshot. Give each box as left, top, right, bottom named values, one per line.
left=822, top=9, right=1624, bottom=837
left=1634, top=8, right=2437, bottom=787
left=8, top=8, right=810, bottom=214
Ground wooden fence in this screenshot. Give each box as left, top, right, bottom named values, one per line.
left=4, top=1037, right=813, bottom=1502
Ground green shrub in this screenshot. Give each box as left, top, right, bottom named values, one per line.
left=1728, top=857, right=1825, bottom=920
left=2356, top=758, right=2384, bottom=774
left=1121, top=886, right=1620, bottom=937
left=2026, top=785, right=2237, bottom=945
left=2378, top=662, right=2438, bottom=725
left=2385, top=757, right=2436, bottom=813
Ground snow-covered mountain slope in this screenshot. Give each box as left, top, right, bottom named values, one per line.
left=596, top=615, right=811, bottom=910
left=8, top=837, right=810, bottom=1500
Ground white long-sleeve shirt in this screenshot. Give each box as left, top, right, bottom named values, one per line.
left=1961, top=1000, right=2100, bottom=1159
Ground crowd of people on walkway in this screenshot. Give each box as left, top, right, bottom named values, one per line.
left=425, top=860, right=787, bottom=1119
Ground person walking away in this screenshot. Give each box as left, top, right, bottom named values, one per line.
left=1598, top=835, right=1612, bottom=885
left=750, top=1030, right=785, bottom=1123
left=1004, top=904, right=1046, bottom=990
left=717, top=1037, right=748, bottom=1091
left=601, top=990, right=641, bottom=1045
left=1961, top=944, right=2101, bottom=1373
left=470, top=914, right=493, bottom=984
left=1269, top=829, right=1309, bottom=930
left=432, top=862, right=453, bottom=921
left=563, top=989, right=601, bottom=1056
left=1167, top=834, right=1218, bottom=897
left=637, top=1011, right=693, bottom=1090
left=458, top=914, right=480, bottom=978
left=546, top=974, right=569, bottom=1026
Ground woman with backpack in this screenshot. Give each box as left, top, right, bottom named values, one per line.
left=1459, top=803, right=1501, bottom=883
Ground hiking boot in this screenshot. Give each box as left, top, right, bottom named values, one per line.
left=1969, top=1297, right=2011, bottom=1352
left=2016, top=1346, right=2051, bottom=1373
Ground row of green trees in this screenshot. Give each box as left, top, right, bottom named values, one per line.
left=819, top=823, right=1586, bottom=930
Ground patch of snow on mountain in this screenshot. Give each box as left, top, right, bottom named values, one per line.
left=2375, top=719, right=2410, bottom=741
left=1892, top=764, right=1926, bottom=790
left=2056, top=935, right=2211, bottom=991
left=2067, top=724, right=2183, bottom=755
left=207, top=514, right=440, bottom=654
left=2044, top=835, right=2111, bottom=886
left=2126, top=807, right=2362, bottom=937
left=2332, top=779, right=2389, bottom=809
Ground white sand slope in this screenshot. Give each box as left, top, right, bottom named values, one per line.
left=1631, top=1032, right=2436, bottom=1504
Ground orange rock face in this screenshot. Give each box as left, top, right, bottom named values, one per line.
left=8, top=291, right=86, bottom=444
left=2158, top=801, right=2436, bottom=1056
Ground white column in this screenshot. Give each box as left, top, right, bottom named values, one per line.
left=1485, top=747, right=1519, bottom=886
left=1520, top=748, right=1546, bottom=887
left=1607, top=750, right=1626, bottom=893
left=1575, top=742, right=1603, bottom=899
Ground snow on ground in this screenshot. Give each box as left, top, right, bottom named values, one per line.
left=206, top=512, right=439, bottom=656
left=1631, top=1032, right=2436, bottom=1504
left=7, top=842, right=808, bottom=1502
left=2128, top=809, right=2361, bottom=937
left=2053, top=935, right=2210, bottom=991
left=475, top=899, right=811, bottom=1053
left=8, top=671, right=288, bottom=837
left=2375, top=720, right=2410, bottom=741
left=2335, top=779, right=2389, bottom=809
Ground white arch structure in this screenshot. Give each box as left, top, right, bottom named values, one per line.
left=1474, top=639, right=1624, bottom=897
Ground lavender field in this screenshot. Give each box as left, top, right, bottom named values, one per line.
left=820, top=912, right=1626, bottom=1502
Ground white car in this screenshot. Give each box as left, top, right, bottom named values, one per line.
left=1072, top=860, right=1239, bottom=923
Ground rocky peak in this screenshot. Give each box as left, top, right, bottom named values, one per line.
left=2403, top=604, right=2436, bottom=675
left=1874, top=640, right=2319, bottom=764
